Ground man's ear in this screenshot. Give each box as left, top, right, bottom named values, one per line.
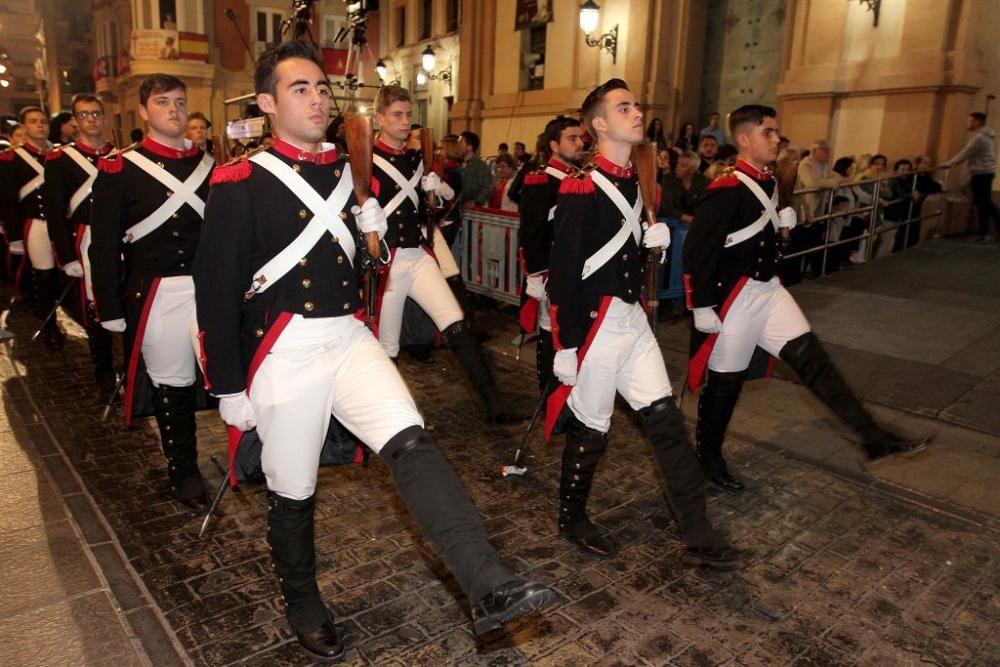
left=257, top=93, right=277, bottom=115
left=590, top=114, right=607, bottom=136
left=137, top=104, right=149, bottom=123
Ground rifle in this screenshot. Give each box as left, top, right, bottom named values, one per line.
left=419, top=127, right=438, bottom=241
left=211, top=133, right=229, bottom=163
left=344, top=113, right=382, bottom=320
left=631, top=141, right=662, bottom=327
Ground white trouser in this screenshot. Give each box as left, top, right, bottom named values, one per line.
left=79, top=225, right=95, bottom=302
left=26, top=218, right=55, bottom=270
left=379, top=247, right=464, bottom=358
left=567, top=298, right=672, bottom=433
left=432, top=226, right=459, bottom=279
left=538, top=293, right=551, bottom=331
left=250, top=315, right=424, bottom=499
left=141, top=276, right=200, bottom=387
left=707, top=277, right=811, bottom=373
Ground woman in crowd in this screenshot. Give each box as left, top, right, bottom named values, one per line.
left=675, top=122, right=698, bottom=152
left=646, top=117, right=668, bottom=150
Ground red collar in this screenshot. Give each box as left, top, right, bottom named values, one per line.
left=271, top=138, right=339, bottom=164
left=374, top=138, right=408, bottom=156
left=594, top=154, right=633, bottom=178
left=142, top=136, right=200, bottom=159
left=548, top=158, right=574, bottom=174
left=734, top=159, right=771, bottom=180
left=22, top=142, right=48, bottom=155
left=74, top=141, right=114, bottom=157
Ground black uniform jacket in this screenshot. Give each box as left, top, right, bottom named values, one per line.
left=194, top=139, right=363, bottom=397
left=89, top=137, right=213, bottom=421
left=371, top=139, right=430, bottom=250
left=547, top=155, right=644, bottom=351
left=518, top=157, right=574, bottom=275
left=43, top=141, right=114, bottom=265
left=0, top=142, right=48, bottom=242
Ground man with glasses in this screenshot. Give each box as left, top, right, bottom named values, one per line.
left=44, top=94, right=116, bottom=396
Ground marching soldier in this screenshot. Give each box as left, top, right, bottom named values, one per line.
left=89, top=74, right=214, bottom=510
left=683, top=104, right=929, bottom=493
left=43, top=94, right=116, bottom=396
left=518, top=115, right=583, bottom=391
left=545, top=79, right=747, bottom=569
left=370, top=85, right=521, bottom=424
left=194, top=42, right=554, bottom=662
left=0, top=107, right=60, bottom=347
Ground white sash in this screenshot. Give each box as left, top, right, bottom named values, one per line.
left=121, top=151, right=213, bottom=242
left=244, top=152, right=356, bottom=299
left=724, top=171, right=780, bottom=248
left=373, top=154, right=422, bottom=217
left=62, top=146, right=99, bottom=218
left=581, top=170, right=643, bottom=280
left=15, top=148, right=45, bottom=202
left=545, top=166, right=568, bottom=220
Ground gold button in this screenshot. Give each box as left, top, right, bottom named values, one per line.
left=171, top=212, right=179, bottom=219
left=302, top=278, right=312, bottom=288
left=398, top=223, right=405, bottom=229
left=622, top=254, right=628, bottom=260
left=292, top=164, right=301, bottom=172
left=179, top=262, right=185, bottom=268
left=389, top=156, right=395, bottom=162
left=165, top=190, right=173, bottom=197
left=172, top=230, right=179, bottom=237
left=135, top=292, right=142, bottom=299
left=590, top=310, right=597, bottom=318
left=394, top=183, right=400, bottom=190
left=339, top=212, right=347, bottom=220
left=176, top=249, right=184, bottom=255
left=624, top=272, right=630, bottom=278
left=330, top=236, right=339, bottom=244
left=299, top=257, right=308, bottom=267
left=341, top=280, right=350, bottom=287
left=255, top=328, right=264, bottom=338
left=334, top=169, right=341, bottom=178
left=343, top=303, right=350, bottom=310
left=395, top=210, right=402, bottom=215
left=157, top=161, right=165, bottom=169
left=299, top=209, right=308, bottom=219
left=621, top=218, right=626, bottom=225
left=303, top=301, right=314, bottom=312
left=337, top=255, right=344, bottom=264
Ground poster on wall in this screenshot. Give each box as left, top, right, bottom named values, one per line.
left=132, top=29, right=180, bottom=60
left=515, top=0, right=553, bottom=30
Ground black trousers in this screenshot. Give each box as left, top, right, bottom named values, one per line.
left=970, top=173, right=1000, bottom=236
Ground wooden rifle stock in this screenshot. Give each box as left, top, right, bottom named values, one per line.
left=211, top=133, right=228, bottom=163
left=343, top=113, right=382, bottom=260
left=419, top=127, right=438, bottom=235
left=631, top=141, right=661, bottom=326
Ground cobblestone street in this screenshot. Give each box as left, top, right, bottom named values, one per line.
left=1, top=290, right=997, bottom=667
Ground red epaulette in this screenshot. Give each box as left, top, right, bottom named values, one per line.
left=98, top=154, right=123, bottom=174
left=46, top=147, right=63, bottom=160
left=558, top=171, right=595, bottom=195
left=707, top=171, right=739, bottom=190
left=0, top=150, right=14, bottom=162
left=210, top=157, right=252, bottom=185
left=523, top=171, right=548, bottom=186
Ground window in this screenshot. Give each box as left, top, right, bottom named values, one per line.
left=395, top=6, right=406, bottom=47
left=159, top=0, right=177, bottom=29
left=521, top=24, right=546, bottom=91
left=255, top=8, right=284, bottom=56
left=420, top=0, right=432, bottom=39
left=447, top=0, right=459, bottom=32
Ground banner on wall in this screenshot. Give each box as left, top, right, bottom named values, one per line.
left=132, top=29, right=180, bottom=60
left=515, top=0, right=553, bottom=30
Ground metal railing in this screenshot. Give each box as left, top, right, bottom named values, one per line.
left=784, top=165, right=951, bottom=275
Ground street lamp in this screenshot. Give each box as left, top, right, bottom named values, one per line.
left=578, top=0, right=618, bottom=64
left=419, top=45, right=453, bottom=90
left=375, top=58, right=388, bottom=82
left=421, top=45, right=436, bottom=74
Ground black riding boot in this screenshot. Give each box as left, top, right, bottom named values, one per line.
left=779, top=332, right=930, bottom=461
left=640, top=397, right=749, bottom=570
left=154, top=384, right=208, bottom=510
left=443, top=321, right=523, bottom=424
left=380, top=426, right=554, bottom=635
left=267, top=492, right=344, bottom=662
left=86, top=301, right=116, bottom=400
left=558, top=417, right=616, bottom=558
left=695, top=369, right=748, bottom=493
left=446, top=275, right=475, bottom=327
left=32, top=268, right=64, bottom=349
left=535, top=328, right=555, bottom=393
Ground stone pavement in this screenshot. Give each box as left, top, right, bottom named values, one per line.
left=0, top=236, right=998, bottom=665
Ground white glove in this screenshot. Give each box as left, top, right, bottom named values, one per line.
left=553, top=348, right=579, bottom=386
left=778, top=206, right=797, bottom=230
left=62, top=260, right=84, bottom=278
left=692, top=307, right=722, bottom=334
left=421, top=172, right=441, bottom=193
left=525, top=274, right=546, bottom=300
left=100, top=318, right=127, bottom=333
left=438, top=180, right=455, bottom=201
left=219, top=393, right=256, bottom=432
left=351, top=198, right=388, bottom=240
left=643, top=222, right=671, bottom=250
left=8, top=240, right=25, bottom=255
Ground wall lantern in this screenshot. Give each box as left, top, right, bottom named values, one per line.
left=578, top=1, right=618, bottom=64
left=419, top=45, right=453, bottom=90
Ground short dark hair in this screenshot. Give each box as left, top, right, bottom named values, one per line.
left=18, top=106, right=46, bottom=124
left=832, top=156, right=855, bottom=176
left=374, top=84, right=411, bottom=114
left=495, top=153, right=515, bottom=168
left=187, top=111, right=210, bottom=128
left=460, top=130, right=480, bottom=153
left=728, top=104, right=777, bottom=136
left=543, top=115, right=581, bottom=147
left=894, top=158, right=913, bottom=171
left=717, top=144, right=738, bottom=161
left=139, top=74, right=186, bottom=106
left=498, top=142, right=509, bottom=152
left=514, top=141, right=526, bottom=150
left=254, top=40, right=327, bottom=97
left=581, top=78, right=629, bottom=133
left=970, top=112, right=987, bottom=124
left=870, top=153, right=888, bottom=165
left=71, top=94, right=103, bottom=114
left=832, top=195, right=850, bottom=207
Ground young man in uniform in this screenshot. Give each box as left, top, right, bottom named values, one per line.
left=370, top=85, right=521, bottom=424
left=89, top=74, right=214, bottom=510
left=683, top=104, right=929, bottom=493
left=518, top=115, right=583, bottom=391
left=545, top=79, right=746, bottom=569
left=43, top=94, right=116, bottom=396
left=194, top=42, right=554, bottom=662
left=0, top=106, right=60, bottom=346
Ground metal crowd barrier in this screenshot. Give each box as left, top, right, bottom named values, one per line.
left=459, top=207, right=522, bottom=306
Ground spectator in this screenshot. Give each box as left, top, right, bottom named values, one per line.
left=458, top=130, right=492, bottom=210
left=796, top=139, right=844, bottom=218
left=438, top=135, right=465, bottom=244
left=656, top=147, right=677, bottom=182
left=646, top=117, right=668, bottom=149
left=497, top=142, right=509, bottom=155
left=704, top=160, right=728, bottom=181
left=185, top=111, right=211, bottom=152
left=260, top=132, right=274, bottom=149
left=829, top=156, right=868, bottom=264
left=716, top=143, right=738, bottom=166
left=778, top=136, right=791, bottom=153
left=512, top=141, right=527, bottom=163
left=507, top=138, right=537, bottom=205
left=881, top=158, right=915, bottom=255
left=943, top=111, right=998, bottom=241
left=49, top=111, right=78, bottom=145
left=488, top=153, right=518, bottom=212
left=675, top=122, right=698, bottom=152
left=697, top=134, right=719, bottom=172
left=659, top=150, right=708, bottom=224
left=700, top=112, right=727, bottom=146
left=325, top=115, right=347, bottom=153
left=8, top=123, right=26, bottom=145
